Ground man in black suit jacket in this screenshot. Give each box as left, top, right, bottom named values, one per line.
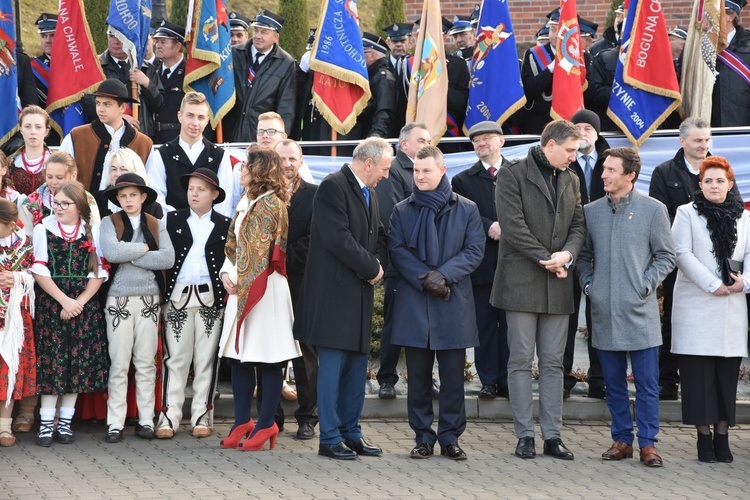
left=375, top=123, right=432, bottom=399
left=275, top=139, right=319, bottom=440
left=563, top=110, right=608, bottom=399
left=295, top=138, right=391, bottom=460
left=451, top=121, right=511, bottom=400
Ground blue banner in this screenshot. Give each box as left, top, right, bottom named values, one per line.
left=311, top=1, right=369, bottom=80
left=107, top=0, right=152, bottom=67
left=607, top=0, right=680, bottom=145
left=50, top=103, right=87, bottom=137
left=184, top=0, right=235, bottom=127
left=0, top=0, right=18, bottom=143
left=464, top=0, right=526, bottom=132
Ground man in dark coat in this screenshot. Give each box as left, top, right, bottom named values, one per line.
left=375, top=123, right=432, bottom=399
left=451, top=121, right=511, bottom=401
left=518, top=11, right=558, bottom=134
left=389, top=145, right=484, bottom=460
left=343, top=33, right=396, bottom=141
left=295, top=138, right=391, bottom=460
left=492, top=120, right=585, bottom=461
left=562, top=110, right=608, bottom=400
left=586, top=46, right=619, bottom=132
left=275, top=139, right=319, bottom=441
left=225, top=10, right=297, bottom=142
left=712, top=1, right=750, bottom=126
left=150, top=21, right=187, bottom=144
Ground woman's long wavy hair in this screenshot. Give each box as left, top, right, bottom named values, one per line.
left=243, top=146, right=290, bottom=203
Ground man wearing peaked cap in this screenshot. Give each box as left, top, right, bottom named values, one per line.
left=31, top=13, right=58, bottom=142
left=578, top=17, right=598, bottom=54
left=229, top=11, right=252, bottom=46
left=590, top=2, right=624, bottom=57
left=383, top=24, right=413, bottom=135
left=60, top=79, right=154, bottom=196
left=225, top=9, right=297, bottom=142
left=449, top=15, right=475, bottom=64
left=669, top=26, right=687, bottom=62
left=152, top=20, right=188, bottom=144
left=337, top=32, right=396, bottom=143
left=536, top=26, right=550, bottom=45
left=714, top=0, right=750, bottom=126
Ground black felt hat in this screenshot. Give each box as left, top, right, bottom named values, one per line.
left=88, top=79, right=140, bottom=104
left=180, top=168, right=226, bottom=205
left=104, top=173, right=158, bottom=207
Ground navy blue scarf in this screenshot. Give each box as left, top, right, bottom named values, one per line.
left=408, top=175, right=452, bottom=267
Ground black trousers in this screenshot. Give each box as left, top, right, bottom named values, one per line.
left=291, top=340, right=318, bottom=425
left=563, top=280, right=604, bottom=392
left=472, top=284, right=509, bottom=389
left=377, top=277, right=402, bottom=386
left=658, top=269, right=680, bottom=389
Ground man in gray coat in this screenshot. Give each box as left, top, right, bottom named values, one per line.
left=492, top=120, right=586, bottom=460
left=577, top=147, right=675, bottom=467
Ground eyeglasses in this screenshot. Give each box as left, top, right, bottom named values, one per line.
left=52, top=201, right=72, bottom=210
left=257, top=128, right=279, bottom=136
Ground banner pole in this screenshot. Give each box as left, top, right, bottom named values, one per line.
left=331, top=129, right=337, bottom=157
left=216, top=120, right=223, bottom=143
left=131, top=81, right=140, bottom=121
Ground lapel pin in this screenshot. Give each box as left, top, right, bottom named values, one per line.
left=628, top=212, right=634, bottom=220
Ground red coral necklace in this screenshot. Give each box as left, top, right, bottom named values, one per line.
left=57, top=219, right=82, bottom=242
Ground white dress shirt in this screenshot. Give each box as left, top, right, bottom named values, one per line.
left=176, top=209, right=215, bottom=285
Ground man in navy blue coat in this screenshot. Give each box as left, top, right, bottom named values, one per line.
left=388, top=145, right=485, bottom=460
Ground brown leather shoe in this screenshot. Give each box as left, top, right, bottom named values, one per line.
left=639, top=445, right=663, bottom=467
left=192, top=425, right=212, bottom=438
left=602, top=441, right=633, bottom=460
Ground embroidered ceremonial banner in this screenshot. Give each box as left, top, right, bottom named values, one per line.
left=0, top=0, right=18, bottom=143
left=464, top=0, right=526, bottom=133
left=107, top=0, right=152, bottom=68
left=309, top=0, right=371, bottom=135
left=550, top=0, right=586, bottom=120
left=680, top=0, right=727, bottom=120
left=184, top=0, right=236, bottom=127
left=46, top=0, right=105, bottom=117
left=608, top=0, right=681, bottom=146
left=406, top=0, right=448, bottom=143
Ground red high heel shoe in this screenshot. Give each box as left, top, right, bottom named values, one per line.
left=238, top=423, right=278, bottom=451
left=220, top=420, right=255, bottom=449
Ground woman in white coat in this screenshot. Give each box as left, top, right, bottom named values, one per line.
left=671, top=156, right=750, bottom=463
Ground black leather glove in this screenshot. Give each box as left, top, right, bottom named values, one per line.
left=418, top=270, right=451, bottom=300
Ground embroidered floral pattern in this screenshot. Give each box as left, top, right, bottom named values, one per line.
left=140, top=296, right=160, bottom=325
left=198, top=306, right=222, bottom=336
left=165, top=307, right=188, bottom=342
left=107, top=296, right=131, bottom=331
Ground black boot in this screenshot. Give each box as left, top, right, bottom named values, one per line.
left=697, top=432, right=716, bottom=463
left=714, top=433, right=733, bottom=463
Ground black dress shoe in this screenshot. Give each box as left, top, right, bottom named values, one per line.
left=319, top=442, right=357, bottom=460
left=543, top=438, right=574, bottom=460
left=659, top=385, right=678, bottom=401
left=478, top=384, right=497, bottom=399
left=497, top=385, right=510, bottom=399
left=344, top=437, right=382, bottom=457
left=587, top=386, right=606, bottom=400
left=410, top=442, right=434, bottom=458
left=515, top=437, right=536, bottom=459
left=294, top=421, right=316, bottom=440
left=440, top=443, right=467, bottom=460
left=378, top=382, right=397, bottom=399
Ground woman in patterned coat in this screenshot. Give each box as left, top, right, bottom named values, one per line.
left=217, top=147, right=300, bottom=451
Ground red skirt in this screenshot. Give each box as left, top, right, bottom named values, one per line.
left=0, top=306, right=36, bottom=401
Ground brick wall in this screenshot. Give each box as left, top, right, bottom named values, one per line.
left=405, top=0, right=697, bottom=44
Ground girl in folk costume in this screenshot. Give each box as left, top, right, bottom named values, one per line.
left=156, top=169, right=231, bottom=440
left=0, top=199, right=36, bottom=447
left=4, top=106, right=52, bottom=195
left=99, top=174, right=174, bottom=443
left=30, top=181, right=109, bottom=447
left=0, top=152, right=22, bottom=204
left=218, top=147, right=300, bottom=451
left=19, top=152, right=101, bottom=239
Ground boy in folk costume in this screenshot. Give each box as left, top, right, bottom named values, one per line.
left=156, top=169, right=231, bottom=439
left=99, top=174, right=175, bottom=443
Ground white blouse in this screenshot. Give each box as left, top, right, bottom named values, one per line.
left=30, top=215, right=108, bottom=279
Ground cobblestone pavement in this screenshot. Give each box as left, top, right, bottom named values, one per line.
left=1, top=420, right=748, bottom=499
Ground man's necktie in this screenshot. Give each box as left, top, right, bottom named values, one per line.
left=253, top=52, right=264, bottom=73
left=582, top=154, right=593, bottom=192
left=162, top=68, right=170, bottom=80
left=362, top=187, right=370, bottom=208
left=488, top=166, right=497, bottom=178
